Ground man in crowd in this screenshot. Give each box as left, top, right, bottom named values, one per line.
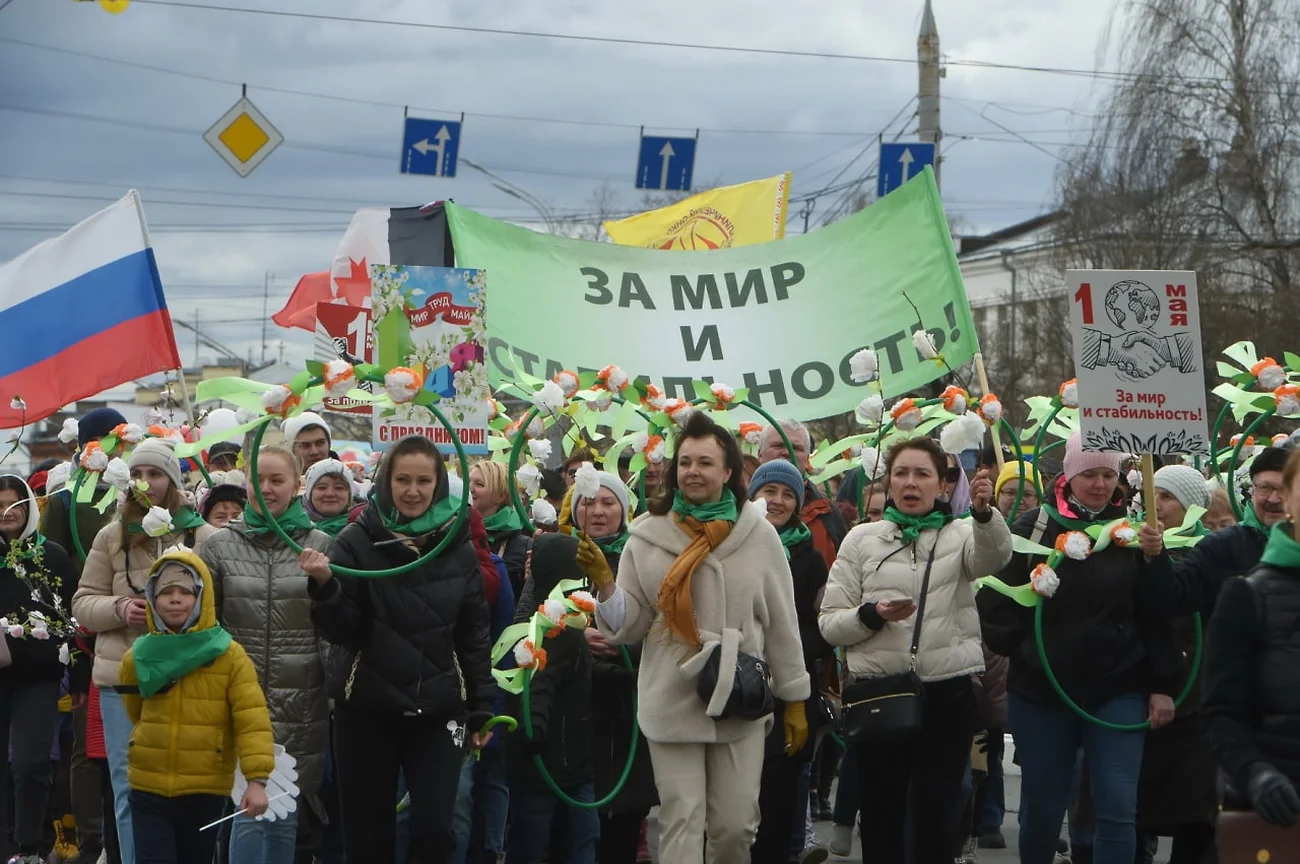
left=282, top=412, right=332, bottom=473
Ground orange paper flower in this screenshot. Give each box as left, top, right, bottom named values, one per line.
left=940, top=386, right=968, bottom=414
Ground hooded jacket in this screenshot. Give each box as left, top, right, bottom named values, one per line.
left=308, top=447, right=494, bottom=723
left=118, top=550, right=275, bottom=798
left=0, top=476, right=78, bottom=685
left=73, top=515, right=215, bottom=687
left=594, top=500, right=810, bottom=744
left=200, top=517, right=333, bottom=796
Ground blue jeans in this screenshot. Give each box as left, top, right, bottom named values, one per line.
left=99, top=688, right=135, bottom=864
left=977, top=734, right=1006, bottom=832
left=464, top=747, right=509, bottom=861
left=449, top=758, right=475, bottom=864
left=1010, top=692, right=1146, bottom=864
left=505, top=782, right=599, bottom=864
left=228, top=807, right=299, bottom=864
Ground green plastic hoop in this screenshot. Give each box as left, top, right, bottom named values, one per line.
left=1227, top=408, right=1275, bottom=521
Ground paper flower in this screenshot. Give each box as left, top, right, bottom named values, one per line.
left=641, top=384, right=667, bottom=412
left=856, top=394, right=885, bottom=426
left=46, top=462, right=71, bottom=494
left=1110, top=522, right=1138, bottom=547
left=1030, top=563, right=1059, bottom=598
left=323, top=360, right=356, bottom=397
left=642, top=434, right=666, bottom=464
left=1274, top=433, right=1291, bottom=446
left=569, top=590, right=597, bottom=614
left=516, top=463, right=542, bottom=497
left=940, top=386, right=968, bottom=415
left=8, top=397, right=25, bottom=412
left=1059, top=379, right=1079, bottom=409
left=513, top=639, right=547, bottom=672
left=591, top=391, right=613, bottom=411
left=102, top=458, right=131, bottom=491
left=738, top=422, right=764, bottom=446
left=750, top=497, right=768, bottom=516
left=141, top=505, right=175, bottom=538
left=1055, top=531, right=1092, bottom=561
left=261, top=385, right=301, bottom=417
left=6, top=623, right=23, bottom=638
left=525, top=417, right=545, bottom=439
left=912, top=330, right=939, bottom=360
left=553, top=370, right=580, bottom=399
left=709, top=383, right=736, bottom=406
left=29, top=623, right=49, bottom=640
left=530, top=498, right=557, bottom=527
left=528, top=439, right=553, bottom=463
left=573, top=462, right=600, bottom=499
left=1253, top=357, right=1287, bottom=391
left=58, top=418, right=79, bottom=445
left=541, top=598, right=567, bottom=627
left=663, top=399, right=696, bottom=429
left=849, top=349, right=879, bottom=384
left=890, top=398, right=922, bottom=431
left=977, top=394, right=1003, bottom=425
left=79, top=442, right=108, bottom=472
left=534, top=380, right=566, bottom=412
left=113, top=423, right=145, bottom=445
left=940, top=412, right=985, bottom=455
left=594, top=365, right=630, bottom=394
left=58, top=643, right=69, bottom=665
left=384, top=368, right=423, bottom=404
left=1275, top=384, right=1300, bottom=417
left=860, top=447, right=885, bottom=481
left=1230, top=434, right=1256, bottom=450
left=1127, top=469, right=1142, bottom=489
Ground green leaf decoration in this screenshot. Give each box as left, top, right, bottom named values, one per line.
left=578, top=371, right=599, bottom=390
left=810, top=433, right=879, bottom=471
left=628, top=452, right=648, bottom=473
left=287, top=370, right=312, bottom=395
left=1286, top=352, right=1300, bottom=373
left=692, top=380, right=715, bottom=402
left=305, top=360, right=324, bottom=377
left=1215, top=361, right=1241, bottom=380
left=732, top=388, right=749, bottom=403
left=1222, top=341, right=1259, bottom=371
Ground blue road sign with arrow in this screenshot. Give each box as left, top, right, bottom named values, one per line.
left=877, top=142, right=935, bottom=198
left=636, top=135, right=696, bottom=191
left=401, top=118, right=461, bottom=178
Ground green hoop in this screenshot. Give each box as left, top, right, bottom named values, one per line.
left=1226, top=408, right=1275, bottom=521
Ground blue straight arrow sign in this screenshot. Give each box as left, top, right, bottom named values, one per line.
left=636, top=135, right=696, bottom=191
left=877, top=142, right=936, bottom=198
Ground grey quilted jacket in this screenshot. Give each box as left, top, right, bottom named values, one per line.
left=200, top=519, right=333, bottom=795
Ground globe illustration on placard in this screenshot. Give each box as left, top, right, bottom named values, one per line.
left=1104, top=280, right=1161, bottom=330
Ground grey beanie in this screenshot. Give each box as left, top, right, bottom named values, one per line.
left=128, top=437, right=184, bottom=491
left=1154, top=465, right=1210, bottom=512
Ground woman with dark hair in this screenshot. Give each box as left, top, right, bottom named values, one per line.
left=302, top=434, right=494, bottom=863
left=0, top=474, right=78, bottom=864
left=592, top=411, right=810, bottom=864
left=819, top=436, right=1011, bottom=864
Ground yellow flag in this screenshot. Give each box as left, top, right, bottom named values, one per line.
left=604, top=173, right=791, bottom=250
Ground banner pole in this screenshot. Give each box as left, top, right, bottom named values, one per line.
left=1141, top=453, right=1158, bottom=529
left=173, top=368, right=197, bottom=427
left=974, top=353, right=1006, bottom=473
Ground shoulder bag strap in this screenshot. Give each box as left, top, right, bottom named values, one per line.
left=907, top=524, right=943, bottom=671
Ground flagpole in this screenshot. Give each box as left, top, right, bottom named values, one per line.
left=173, top=368, right=197, bottom=427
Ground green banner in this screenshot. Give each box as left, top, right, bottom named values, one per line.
left=448, top=167, right=978, bottom=420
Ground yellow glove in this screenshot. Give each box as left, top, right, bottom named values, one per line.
left=783, top=700, right=808, bottom=755
left=557, top=487, right=575, bottom=535
left=574, top=533, right=614, bottom=588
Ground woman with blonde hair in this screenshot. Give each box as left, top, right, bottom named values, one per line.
left=469, top=460, right=531, bottom=598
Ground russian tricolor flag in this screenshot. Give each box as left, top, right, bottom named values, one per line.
left=0, top=191, right=181, bottom=428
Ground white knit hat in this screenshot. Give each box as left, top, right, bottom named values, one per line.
left=1154, top=465, right=1210, bottom=512
left=281, top=412, right=331, bottom=445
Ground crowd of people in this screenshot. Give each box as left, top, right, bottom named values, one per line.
left=0, top=402, right=1296, bottom=864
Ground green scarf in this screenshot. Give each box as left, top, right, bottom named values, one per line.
left=242, top=498, right=314, bottom=537
left=313, top=514, right=350, bottom=537
left=670, top=489, right=738, bottom=523
left=1242, top=504, right=1267, bottom=533
left=1041, top=502, right=1113, bottom=533
left=595, top=532, right=630, bottom=555
left=127, top=506, right=206, bottom=535
left=1260, top=521, right=1300, bottom=568
left=381, top=495, right=459, bottom=536
left=130, top=626, right=232, bottom=698
left=482, top=506, right=523, bottom=538
left=882, top=506, right=950, bottom=546
left=778, top=522, right=812, bottom=559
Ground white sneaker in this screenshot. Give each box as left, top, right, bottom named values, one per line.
left=829, top=824, right=853, bottom=857
left=960, top=836, right=980, bottom=863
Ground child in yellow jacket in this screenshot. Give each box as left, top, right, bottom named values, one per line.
left=118, top=549, right=274, bottom=864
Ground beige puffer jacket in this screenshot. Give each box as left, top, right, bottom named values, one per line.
left=818, top=513, right=1011, bottom=682
left=72, top=520, right=216, bottom=687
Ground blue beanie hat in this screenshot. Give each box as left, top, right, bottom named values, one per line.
left=78, top=407, right=127, bottom=449
left=748, top=460, right=805, bottom=509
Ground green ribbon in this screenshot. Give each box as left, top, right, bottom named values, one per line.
left=381, top=495, right=458, bottom=536
left=313, top=513, right=351, bottom=537
left=1260, top=521, right=1300, bottom=569
left=882, top=506, right=949, bottom=546
left=670, top=489, right=737, bottom=523
left=241, top=499, right=313, bottom=536
left=127, top=506, right=207, bottom=535
left=973, top=576, right=1042, bottom=608
left=482, top=506, right=524, bottom=538
left=595, top=532, right=629, bottom=555
left=490, top=577, right=592, bottom=694
left=778, top=522, right=812, bottom=560
left=130, top=626, right=233, bottom=698
left=1163, top=505, right=1210, bottom=550
left=1041, top=502, right=1110, bottom=533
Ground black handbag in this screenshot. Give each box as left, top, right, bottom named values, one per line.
left=840, top=531, right=940, bottom=745
left=696, top=643, right=774, bottom=721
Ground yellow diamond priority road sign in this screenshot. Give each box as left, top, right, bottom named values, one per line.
left=203, top=96, right=283, bottom=177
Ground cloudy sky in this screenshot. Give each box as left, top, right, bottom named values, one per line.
left=0, top=0, right=1123, bottom=369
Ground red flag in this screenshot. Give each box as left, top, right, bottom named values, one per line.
left=271, top=272, right=332, bottom=332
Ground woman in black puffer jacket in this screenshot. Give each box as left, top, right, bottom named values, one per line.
left=303, top=434, right=493, bottom=864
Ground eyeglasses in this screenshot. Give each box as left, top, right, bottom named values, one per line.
left=1253, top=482, right=1286, bottom=499
left=566, top=468, right=579, bottom=478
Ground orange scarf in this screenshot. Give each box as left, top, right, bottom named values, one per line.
left=656, top=514, right=733, bottom=646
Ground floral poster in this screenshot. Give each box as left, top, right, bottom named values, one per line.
left=370, top=264, right=490, bottom=454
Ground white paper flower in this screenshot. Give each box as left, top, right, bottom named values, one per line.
left=29, top=623, right=48, bottom=640
left=890, top=399, right=922, bottom=431
left=541, top=598, right=567, bottom=626
left=6, top=624, right=23, bottom=638
left=912, top=330, right=939, bottom=360
left=8, top=396, right=25, bottom=412
left=516, top=463, right=542, bottom=497
left=641, top=385, right=667, bottom=412
left=860, top=447, right=885, bottom=481
left=1059, top=531, right=1092, bottom=561
left=1059, top=379, right=1079, bottom=409
left=1110, top=524, right=1138, bottom=547
left=1275, top=386, right=1300, bottom=418
left=940, top=412, right=985, bottom=455
left=117, top=424, right=145, bottom=445
left=709, top=383, right=736, bottom=404
left=530, top=498, right=557, bottom=526
left=1031, top=564, right=1059, bottom=598
left=80, top=446, right=108, bottom=473
left=58, top=418, right=79, bottom=445
left=58, top=643, right=69, bottom=665
left=553, top=371, right=580, bottom=399
left=261, top=384, right=296, bottom=414
left=323, top=360, right=357, bottom=397
left=383, top=368, right=422, bottom=404
left=750, top=497, right=768, bottom=516
left=645, top=436, right=666, bottom=464
left=528, top=439, right=553, bottom=463
left=573, top=462, right=600, bottom=499
left=525, top=417, right=545, bottom=439
left=513, top=639, right=545, bottom=670
left=977, top=396, right=1003, bottom=425
left=849, top=349, right=879, bottom=384
left=596, top=365, right=630, bottom=393
left=46, top=462, right=71, bottom=494
left=664, top=400, right=696, bottom=429
left=856, top=394, right=885, bottom=426
left=591, top=391, right=613, bottom=411
left=1127, top=469, right=1142, bottom=489
left=234, top=407, right=257, bottom=425
left=534, top=380, right=566, bottom=413
left=1257, top=363, right=1287, bottom=391
left=141, top=505, right=174, bottom=538
left=102, top=458, right=131, bottom=491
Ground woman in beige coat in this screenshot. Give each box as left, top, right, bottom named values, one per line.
left=818, top=436, right=1011, bottom=864
left=592, top=411, right=809, bottom=864
left=71, top=437, right=214, bottom=864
